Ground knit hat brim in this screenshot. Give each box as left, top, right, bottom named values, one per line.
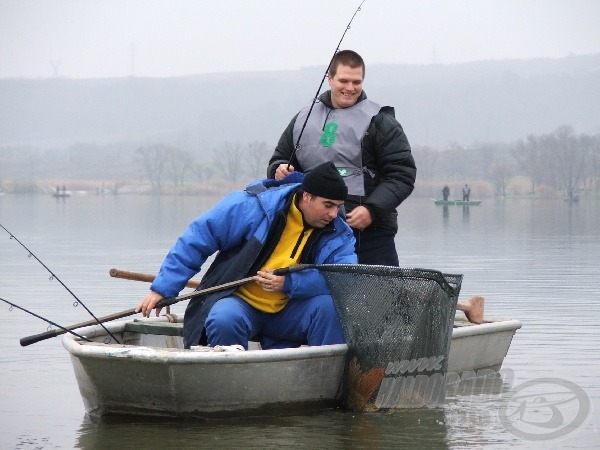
left=301, top=161, right=348, bottom=200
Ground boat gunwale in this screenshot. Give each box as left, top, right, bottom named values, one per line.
left=62, top=317, right=522, bottom=364
left=62, top=319, right=348, bottom=364
left=452, top=318, right=522, bottom=338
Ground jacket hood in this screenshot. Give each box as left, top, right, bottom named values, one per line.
left=246, top=171, right=304, bottom=194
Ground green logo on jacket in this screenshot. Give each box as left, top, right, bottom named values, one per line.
left=320, top=122, right=338, bottom=147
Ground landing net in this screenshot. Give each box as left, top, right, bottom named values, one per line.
left=318, top=264, right=462, bottom=411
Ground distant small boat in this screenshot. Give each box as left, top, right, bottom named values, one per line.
left=434, top=199, right=481, bottom=206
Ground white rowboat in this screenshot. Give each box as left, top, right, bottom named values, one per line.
left=63, top=316, right=521, bottom=417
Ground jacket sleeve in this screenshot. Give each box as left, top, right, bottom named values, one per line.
left=267, top=114, right=302, bottom=178
left=150, top=192, right=258, bottom=298
left=362, top=111, right=416, bottom=219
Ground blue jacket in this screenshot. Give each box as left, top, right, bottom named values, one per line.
left=150, top=176, right=357, bottom=348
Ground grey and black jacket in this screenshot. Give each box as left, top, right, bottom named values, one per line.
left=268, top=90, right=416, bottom=233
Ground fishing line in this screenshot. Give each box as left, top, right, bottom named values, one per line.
left=287, top=0, right=366, bottom=167
left=0, top=223, right=120, bottom=343
left=0, top=296, right=93, bottom=343
left=283, top=1, right=368, bottom=256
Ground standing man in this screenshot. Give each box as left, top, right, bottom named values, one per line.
left=442, top=185, right=450, bottom=202
left=267, top=50, right=416, bottom=266
left=462, top=184, right=471, bottom=201
left=136, top=162, right=357, bottom=350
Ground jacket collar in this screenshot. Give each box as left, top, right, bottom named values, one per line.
left=318, top=90, right=367, bottom=109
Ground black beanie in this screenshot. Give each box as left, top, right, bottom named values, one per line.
left=301, top=161, right=348, bottom=200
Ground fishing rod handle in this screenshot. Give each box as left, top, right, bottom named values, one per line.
left=20, top=265, right=314, bottom=346
left=272, top=264, right=314, bottom=275
left=20, top=329, right=61, bottom=347
left=20, top=308, right=138, bottom=347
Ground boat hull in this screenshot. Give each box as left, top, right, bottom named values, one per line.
left=448, top=317, right=521, bottom=374
left=63, top=317, right=521, bottom=417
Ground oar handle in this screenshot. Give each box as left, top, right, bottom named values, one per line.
left=109, top=268, right=200, bottom=289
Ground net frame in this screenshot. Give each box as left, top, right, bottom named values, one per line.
left=316, top=264, right=462, bottom=411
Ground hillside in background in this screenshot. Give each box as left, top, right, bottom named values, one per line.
left=1, top=53, right=599, bottom=153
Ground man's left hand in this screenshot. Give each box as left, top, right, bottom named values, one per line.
left=254, top=269, right=284, bottom=292
left=346, top=205, right=372, bottom=230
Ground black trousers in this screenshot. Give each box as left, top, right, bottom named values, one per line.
left=353, top=227, right=399, bottom=266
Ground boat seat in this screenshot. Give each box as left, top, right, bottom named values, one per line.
left=123, top=322, right=304, bottom=350
left=124, top=321, right=184, bottom=337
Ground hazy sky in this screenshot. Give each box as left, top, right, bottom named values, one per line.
left=2, top=0, right=600, bottom=79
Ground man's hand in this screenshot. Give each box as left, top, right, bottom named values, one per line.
left=346, top=205, right=373, bottom=230
left=254, top=269, right=284, bottom=292
left=136, top=291, right=165, bottom=317
left=274, top=163, right=295, bottom=181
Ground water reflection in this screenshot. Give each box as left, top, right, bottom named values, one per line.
left=2, top=195, right=599, bottom=449
left=74, top=373, right=518, bottom=449
left=462, top=205, right=470, bottom=223
left=446, top=369, right=514, bottom=399
left=76, top=407, right=451, bottom=449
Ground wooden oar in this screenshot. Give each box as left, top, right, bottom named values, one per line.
left=20, top=266, right=303, bottom=347
left=109, top=268, right=200, bottom=289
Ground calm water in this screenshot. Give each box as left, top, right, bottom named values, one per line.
left=0, top=194, right=598, bottom=449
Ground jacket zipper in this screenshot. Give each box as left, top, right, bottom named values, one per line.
left=290, top=225, right=312, bottom=259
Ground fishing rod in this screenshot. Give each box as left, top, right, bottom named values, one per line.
left=287, top=0, right=366, bottom=168
left=0, top=296, right=93, bottom=343
left=0, top=223, right=121, bottom=344
left=20, top=265, right=307, bottom=346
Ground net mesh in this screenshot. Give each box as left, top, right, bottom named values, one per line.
left=317, top=264, right=462, bottom=411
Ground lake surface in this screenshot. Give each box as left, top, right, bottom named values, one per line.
left=1, top=193, right=598, bottom=449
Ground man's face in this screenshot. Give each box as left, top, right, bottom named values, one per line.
left=300, top=193, right=344, bottom=228
left=328, top=64, right=364, bottom=109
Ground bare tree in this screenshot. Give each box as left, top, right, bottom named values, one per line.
left=246, top=141, right=271, bottom=180
left=541, top=126, right=587, bottom=199
left=513, top=135, right=543, bottom=194
left=443, top=142, right=470, bottom=180
left=212, top=141, right=245, bottom=181
left=411, top=146, right=439, bottom=181
left=165, top=146, right=193, bottom=187
left=579, top=133, right=600, bottom=192
left=591, top=136, right=600, bottom=192
left=490, top=163, right=513, bottom=196
left=190, top=162, right=216, bottom=182
left=136, top=144, right=170, bottom=194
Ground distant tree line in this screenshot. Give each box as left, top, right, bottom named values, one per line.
left=1, top=127, right=599, bottom=197
left=0, top=138, right=273, bottom=194
left=134, top=140, right=271, bottom=194
left=413, top=126, right=600, bottom=197
left=513, top=125, right=599, bottom=198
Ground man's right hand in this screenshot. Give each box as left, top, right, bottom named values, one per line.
left=136, top=291, right=165, bottom=317
left=274, top=163, right=295, bottom=180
